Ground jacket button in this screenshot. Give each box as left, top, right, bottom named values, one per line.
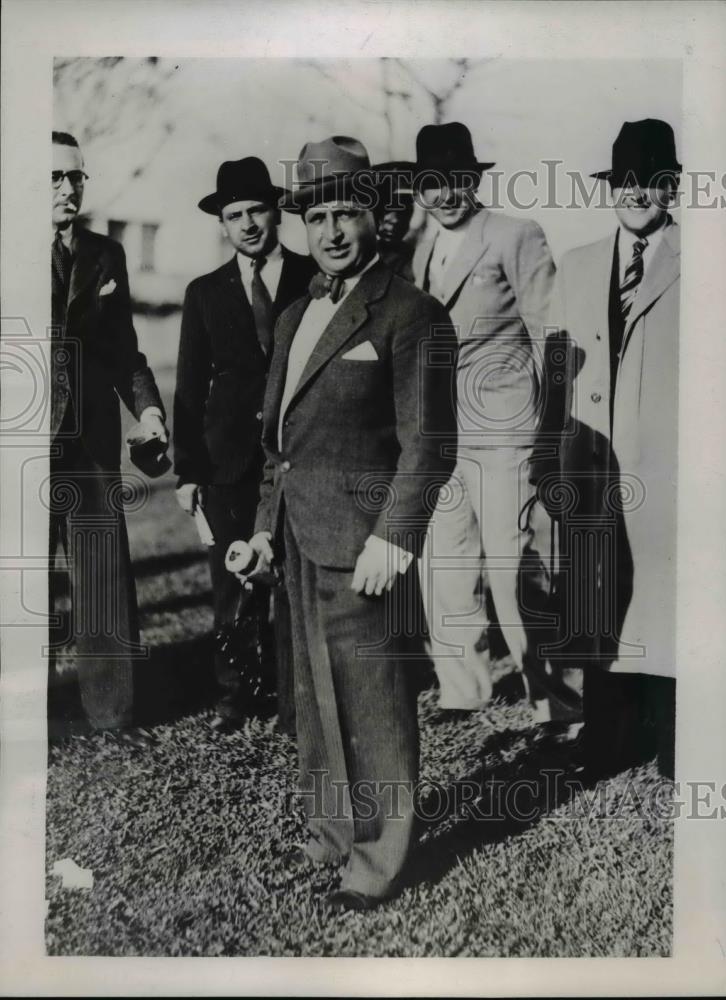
left=591, top=392, right=602, bottom=403
left=281, top=460, right=291, bottom=472
left=256, top=411, right=263, bottom=421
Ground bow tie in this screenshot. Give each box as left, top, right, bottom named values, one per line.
left=309, top=272, right=346, bottom=303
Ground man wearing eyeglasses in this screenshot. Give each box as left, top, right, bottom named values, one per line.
left=49, top=130, right=168, bottom=744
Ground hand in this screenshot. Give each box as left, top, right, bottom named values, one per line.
left=226, top=531, right=273, bottom=583
left=139, top=410, right=169, bottom=446
left=175, top=483, right=200, bottom=515
left=351, top=535, right=411, bottom=596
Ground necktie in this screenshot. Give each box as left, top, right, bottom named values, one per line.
left=51, top=231, right=72, bottom=300
left=620, top=237, right=648, bottom=324
left=308, top=272, right=346, bottom=303
left=251, top=257, right=275, bottom=355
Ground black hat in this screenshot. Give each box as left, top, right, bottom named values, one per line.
left=372, top=161, right=416, bottom=195
left=413, top=122, right=495, bottom=187
left=198, top=157, right=284, bottom=215
left=280, top=136, right=377, bottom=214
left=591, top=119, right=682, bottom=186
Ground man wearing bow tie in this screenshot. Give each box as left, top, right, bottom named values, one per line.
left=50, top=130, right=168, bottom=739
left=232, top=137, right=456, bottom=909
left=173, top=158, right=315, bottom=732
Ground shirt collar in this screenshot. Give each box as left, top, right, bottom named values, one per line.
left=53, top=225, right=74, bottom=251
left=340, top=252, right=380, bottom=294
left=236, top=241, right=283, bottom=272
left=618, top=212, right=672, bottom=254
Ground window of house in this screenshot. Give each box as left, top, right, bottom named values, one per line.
left=107, top=219, right=127, bottom=245
left=140, top=223, right=159, bottom=273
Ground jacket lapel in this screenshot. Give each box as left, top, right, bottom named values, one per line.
left=275, top=246, right=298, bottom=310
left=290, top=262, right=391, bottom=404
left=262, top=294, right=309, bottom=451
left=440, top=208, right=491, bottom=306
left=412, top=233, right=435, bottom=290
left=218, top=256, right=263, bottom=353
left=592, top=229, right=618, bottom=340
left=625, top=222, right=680, bottom=335
left=67, top=228, right=104, bottom=307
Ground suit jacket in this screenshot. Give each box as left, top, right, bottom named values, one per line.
left=51, top=226, right=164, bottom=471
left=537, top=222, right=680, bottom=677
left=173, top=247, right=316, bottom=486
left=412, top=208, right=555, bottom=447
left=254, top=261, right=458, bottom=568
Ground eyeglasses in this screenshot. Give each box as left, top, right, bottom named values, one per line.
left=52, top=170, right=88, bottom=189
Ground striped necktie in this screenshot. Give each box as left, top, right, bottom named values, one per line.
left=251, top=257, right=275, bottom=356
left=51, top=231, right=72, bottom=299
left=620, top=237, right=648, bottom=324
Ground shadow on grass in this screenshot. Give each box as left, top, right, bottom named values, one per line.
left=48, top=632, right=219, bottom=742
left=132, top=548, right=207, bottom=579
left=406, top=728, right=582, bottom=889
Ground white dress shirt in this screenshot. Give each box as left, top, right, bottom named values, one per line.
left=618, top=215, right=671, bottom=283
left=236, top=242, right=283, bottom=303
left=277, top=254, right=379, bottom=447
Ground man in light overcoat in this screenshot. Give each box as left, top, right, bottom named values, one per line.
left=534, top=119, right=680, bottom=777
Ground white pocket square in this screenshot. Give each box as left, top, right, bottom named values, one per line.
left=99, top=279, right=117, bottom=297
left=341, top=341, right=378, bottom=361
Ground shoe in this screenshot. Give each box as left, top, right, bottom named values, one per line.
left=535, top=720, right=584, bottom=752
left=284, top=847, right=314, bottom=873
left=116, top=728, right=155, bottom=750
left=324, top=889, right=380, bottom=912
left=208, top=714, right=243, bottom=734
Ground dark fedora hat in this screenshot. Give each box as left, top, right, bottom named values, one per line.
left=591, top=119, right=682, bottom=186
left=413, top=122, right=495, bottom=187
left=198, top=157, right=285, bottom=215
left=279, top=136, right=377, bottom=214
left=372, top=160, right=416, bottom=193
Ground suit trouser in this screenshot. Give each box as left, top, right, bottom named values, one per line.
left=283, top=515, right=419, bottom=899
left=205, top=481, right=295, bottom=733
left=583, top=669, right=676, bottom=780
left=421, top=446, right=581, bottom=716
left=49, top=438, right=138, bottom=731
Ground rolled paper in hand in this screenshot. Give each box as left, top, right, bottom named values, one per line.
left=193, top=506, right=215, bottom=546
left=225, top=539, right=255, bottom=575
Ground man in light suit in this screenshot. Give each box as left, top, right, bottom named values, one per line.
left=412, top=122, right=578, bottom=724
left=230, top=137, right=456, bottom=909
left=50, top=130, right=168, bottom=740
left=174, top=158, right=315, bottom=733
left=534, top=119, right=680, bottom=778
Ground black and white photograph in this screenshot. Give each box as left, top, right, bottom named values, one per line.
left=1, top=0, right=725, bottom=994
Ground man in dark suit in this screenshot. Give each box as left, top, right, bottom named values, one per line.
left=372, top=161, right=416, bottom=281
left=230, top=137, right=456, bottom=909
left=50, top=130, right=168, bottom=739
left=173, top=158, right=315, bottom=732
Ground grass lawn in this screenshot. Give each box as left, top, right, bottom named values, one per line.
left=44, top=321, right=674, bottom=957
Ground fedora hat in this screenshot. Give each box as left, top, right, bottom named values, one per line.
left=591, top=119, right=681, bottom=186
left=279, top=136, right=377, bottom=214
left=372, top=160, right=416, bottom=196
left=198, top=157, right=284, bottom=215
left=413, top=122, right=495, bottom=187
